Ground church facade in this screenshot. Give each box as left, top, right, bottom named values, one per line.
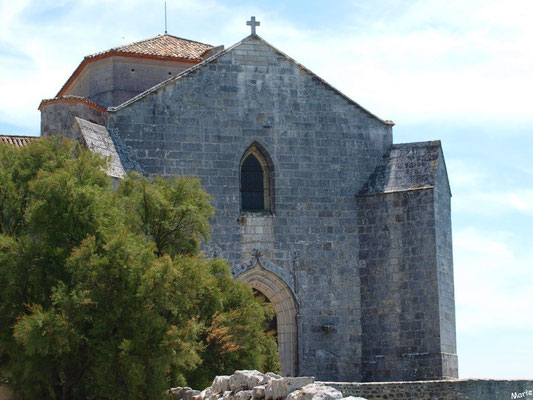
left=37, top=28, right=458, bottom=382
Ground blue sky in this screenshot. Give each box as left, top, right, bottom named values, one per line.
left=1, top=0, right=532, bottom=380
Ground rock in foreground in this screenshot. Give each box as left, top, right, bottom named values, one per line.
left=168, top=371, right=366, bottom=400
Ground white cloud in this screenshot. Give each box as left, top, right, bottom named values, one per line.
left=284, top=0, right=533, bottom=124
left=2, top=0, right=533, bottom=133
left=446, top=159, right=533, bottom=217
left=454, top=226, right=533, bottom=334
left=454, top=189, right=533, bottom=217
left=446, top=159, right=488, bottom=190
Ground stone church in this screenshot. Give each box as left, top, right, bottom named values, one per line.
left=33, top=21, right=458, bottom=382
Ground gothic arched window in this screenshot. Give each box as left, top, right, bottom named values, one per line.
left=240, top=144, right=272, bottom=212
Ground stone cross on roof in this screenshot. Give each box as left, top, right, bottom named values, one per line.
left=246, top=16, right=260, bottom=35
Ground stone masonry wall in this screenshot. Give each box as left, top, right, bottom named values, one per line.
left=41, top=102, right=106, bottom=139
left=357, top=189, right=446, bottom=381
left=433, top=153, right=458, bottom=377
left=239, top=214, right=275, bottom=264
left=107, top=35, right=393, bottom=380
left=326, top=379, right=533, bottom=400
left=67, top=57, right=197, bottom=108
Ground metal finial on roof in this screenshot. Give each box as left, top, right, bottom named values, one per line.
left=246, top=16, right=260, bottom=35
left=164, top=1, right=168, bottom=34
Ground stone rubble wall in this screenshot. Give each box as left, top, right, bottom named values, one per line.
left=324, top=379, right=533, bottom=400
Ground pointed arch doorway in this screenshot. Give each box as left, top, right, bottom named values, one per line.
left=237, top=264, right=298, bottom=377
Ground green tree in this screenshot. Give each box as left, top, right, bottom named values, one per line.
left=0, top=137, right=278, bottom=400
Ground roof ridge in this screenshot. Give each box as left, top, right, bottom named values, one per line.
left=160, top=33, right=214, bottom=47
left=392, top=140, right=441, bottom=148
left=88, top=33, right=213, bottom=59
left=88, top=34, right=162, bottom=58
left=0, top=134, right=37, bottom=138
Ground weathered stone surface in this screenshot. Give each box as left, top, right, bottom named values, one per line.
left=341, top=397, right=367, bottom=400
left=286, top=384, right=343, bottom=400
left=185, top=390, right=201, bottom=400
left=41, top=100, right=106, bottom=140
left=169, top=387, right=200, bottom=400
left=208, top=393, right=222, bottom=400
left=73, top=117, right=126, bottom=178
left=222, top=391, right=233, bottom=400
left=212, top=376, right=232, bottom=393
left=327, top=379, right=533, bottom=400
left=252, top=385, right=265, bottom=399
left=196, top=387, right=213, bottom=400
left=265, top=377, right=315, bottom=400
left=229, top=370, right=269, bottom=391
left=234, top=390, right=253, bottom=400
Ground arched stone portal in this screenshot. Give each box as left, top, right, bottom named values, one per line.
left=236, top=264, right=298, bottom=377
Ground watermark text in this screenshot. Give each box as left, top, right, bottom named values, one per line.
left=511, top=390, right=533, bottom=399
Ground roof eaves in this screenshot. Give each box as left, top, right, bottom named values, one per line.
left=0, top=135, right=38, bottom=148
left=392, top=140, right=442, bottom=149
left=57, top=58, right=88, bottom=97
left=39, top=95, right=106, bottom=112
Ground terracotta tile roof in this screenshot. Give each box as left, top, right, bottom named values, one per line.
left=39, top=95, right=106, bottom=112
left=88, top=34, right=214, bottom=62
left=57, top=34, right=216, bottom=98
left=0, top=135, right=37, bottom=148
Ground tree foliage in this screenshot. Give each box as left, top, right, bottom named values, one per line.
left=0, top=138, right=279, bottom=399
